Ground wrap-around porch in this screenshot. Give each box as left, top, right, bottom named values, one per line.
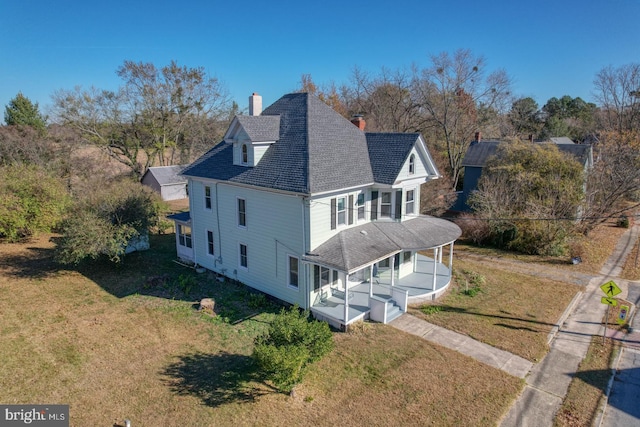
left=311, top=251, right=454, bottom=330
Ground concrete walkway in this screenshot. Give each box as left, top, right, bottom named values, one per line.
left=390, top=220, right=640, bottom=427
left=390, top=314, right=533, bottom=378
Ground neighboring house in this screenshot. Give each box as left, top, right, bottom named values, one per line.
left=169, top=92, right=461, bottom=330
left=141, top=165, right=188, bottom=201
left=453, top=136, right=593, bottom=212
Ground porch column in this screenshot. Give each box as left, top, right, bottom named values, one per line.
left=438, top=246, right=443, bottom=263
left=344, top=274, right=350, bottom=324
left=390, top=255, right=395, bottom=287
left=448, top=242, right=454, bottom=279
left=369, top=266, right=374, bottom=297
left=432, top=248, right=438, bottom=291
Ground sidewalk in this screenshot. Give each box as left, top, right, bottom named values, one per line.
left=391, top=221, right=640, bottom=427
left=501, top=222, right=640, bottom=427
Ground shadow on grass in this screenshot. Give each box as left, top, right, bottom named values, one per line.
left=37, top=234, right=284, bottom=324
left=418, top=305, right=555, bottom=329
left=162, top=351, right=273, bottom=407
left=0, top=244, right=60, bottom=279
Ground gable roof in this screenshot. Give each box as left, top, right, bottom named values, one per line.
left=143, top=165, right=187, bottom=186
left=366, top=133, right=421, bottom=184
left=234, top=115, right=280, bottom=142
left=183, top=92, right=433, bottom=194
left=462, top=141, right=592, bottom=168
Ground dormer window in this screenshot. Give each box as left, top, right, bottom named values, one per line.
left=409, top=154, right=415, bottom=174
left=242, top=144, right=248, bottom=164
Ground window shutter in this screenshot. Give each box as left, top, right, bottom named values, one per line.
left=371, top=191, right=378, bottom=220
left=330, top=198, right=337, bottom=230
left=395, top=190, right=402, bottom=219
left=348, top=195, right=354, bottom=225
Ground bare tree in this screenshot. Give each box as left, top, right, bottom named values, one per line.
left=346, top=67, right=424, bottom=132
left=412, top=49, right=512, bottom=189
left=580, top=131, right=640, bottom=231
left=52, top=60, right=233, bottom=178
left=593, top=63, right=640, bottom=132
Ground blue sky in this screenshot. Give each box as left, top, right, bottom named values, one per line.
left=1, top=0, right=639, bottom=120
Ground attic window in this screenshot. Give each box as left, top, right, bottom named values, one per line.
left=409, top=154, right=415, bottom=174
left=241, top=144, right=248, bottom=164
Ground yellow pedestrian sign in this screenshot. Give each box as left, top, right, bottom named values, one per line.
left=601, top=296, right=618, bottom=306
left=600, top=280, right=622, bottom=297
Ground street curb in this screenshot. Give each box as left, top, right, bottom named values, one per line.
left=547, top=290, right=583, bottom=346
left=595, top=345, right=625, bottom=427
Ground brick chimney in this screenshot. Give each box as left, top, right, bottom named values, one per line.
left=351, top=114, right=366, bottom=130
left=474, top=131, right=481, bottom=142
left=249, top=93, right=262, bottom=116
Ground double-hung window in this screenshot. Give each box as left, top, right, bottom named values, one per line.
left=357, top=193, right=365, bottom=220
left=206, top=230, right=214, bottom=256
left=178, top=225, right=192, bottom=248
left=337, top=197, right=346, bottom=226
left=238, top=198, right=246, bottom=227
left=405, top=190, right=415, bottom=215
left=241, top=144, right=248, bottom=164
left=239, top=244, right=248, bottom=269
left=204, top=186, right=212, bottom=210
left=288, top=256, right=299, bottom=289
left=380, top=192, right=392, bottom=218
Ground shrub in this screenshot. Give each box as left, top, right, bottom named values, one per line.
left=0, top=165, right=69, bottom=242
left=253, top=305, right=333, bottom=393
left=454, top=214, right=492, bottom=245
left=56, top=179, right=164, bottom=264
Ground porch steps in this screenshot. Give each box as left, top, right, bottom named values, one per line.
left=386, top=300, right=403, bottom=323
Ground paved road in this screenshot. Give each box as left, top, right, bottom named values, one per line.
left=600, top=347, right=640, bottom=426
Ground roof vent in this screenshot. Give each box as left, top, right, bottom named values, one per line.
left=360, top=230, right=368, bottom=236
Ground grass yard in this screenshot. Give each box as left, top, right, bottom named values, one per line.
left=410, top=257, right=581, bottom=362
left=0, top=234, right=523, bottom=427
left=454, top=221, right=627, bottom=276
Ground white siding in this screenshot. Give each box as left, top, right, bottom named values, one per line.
left=396, top=146, right=430, bottom=182
left=189, top=180, right=308, bottom=308
left=308, top=190, right=371, bottom=250
left=161, top=184, right=187, bottom=201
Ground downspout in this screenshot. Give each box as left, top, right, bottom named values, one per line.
left=215, top=182, right=223, bottom=270
left=302, top=196, right=309, bottom=310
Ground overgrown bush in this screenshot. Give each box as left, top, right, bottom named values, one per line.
left=0, top=165, right=69, bottom=242
left=454, top=214, right=492, bottom=245
left=56, top=179, right=164, bottom=264
left=253, top=305, right=333, bottom=393
left=469, top=140, right=584, bottom=256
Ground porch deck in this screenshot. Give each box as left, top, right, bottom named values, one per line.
left=311, top=255, right=452, bottom=328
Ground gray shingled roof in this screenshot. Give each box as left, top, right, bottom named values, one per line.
left=182, top=93, right=423, bottom=194
left=167, top=211, right=190, bottom=222
left=366, top=133, right=421, bottom=184
left=462, top=141, right=592, bottom=167
left=235, top=115, right=280, bottom=142
left=304, top=216, right=462, bottom=273
left=144, top=165, right=187, bottom=186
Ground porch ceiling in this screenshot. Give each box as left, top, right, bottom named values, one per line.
left=303, top=216, right=461, bottom=274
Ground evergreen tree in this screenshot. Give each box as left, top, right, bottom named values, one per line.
left=4, top=92, right=47, bottom=132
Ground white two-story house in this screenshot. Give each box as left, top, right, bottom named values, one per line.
left=169, top=92, right=461, bottom=330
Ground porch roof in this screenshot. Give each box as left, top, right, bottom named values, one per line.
left=167, top=211, right=191, bottom=223
left=303, top=216, right=461, bottom=274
